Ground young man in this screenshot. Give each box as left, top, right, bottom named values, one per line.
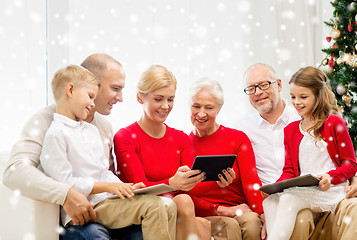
left=3, top=54, right=149, bottom=239
left=236, top=63, right=357, bottom=240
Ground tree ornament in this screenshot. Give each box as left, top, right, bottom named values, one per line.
left=336, top=57, right=343, bottom=65
left=342, top=94, right=353, bottom=106
left=324, top=65, right=334, bottom=74
left=348, top=18, right=352, bottom=32
left=331, top=27, right=341, bottom=39
left=355, top=14, right=357, bottom=22
left=336, top=83, right=347, bottom=95
left=347, top=53, right=357, bottom=67
left=322, top=58, right=328, bottom=65
left=344, top=53, right=352, bottom=62
left=328, top=53, right=335, bottom=67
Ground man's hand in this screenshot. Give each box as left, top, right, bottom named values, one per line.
left=345, top=176, right=357, bottom=198
left=260, top=213, right=267, bottom=240
left=216, top=168, right=236, bottom=188
left=63, top=188, right=96, bottom=226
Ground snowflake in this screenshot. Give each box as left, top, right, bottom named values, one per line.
left=235, top=209, right=243, bottom=216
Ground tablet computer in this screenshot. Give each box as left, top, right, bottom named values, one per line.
left=191, top=154, right=236, bottom=181
left=259, top=174, right=320, bottom=194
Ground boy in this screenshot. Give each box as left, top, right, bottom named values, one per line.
left=40, top=65, right=176, bottom=240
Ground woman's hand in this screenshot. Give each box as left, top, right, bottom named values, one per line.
left=217, top=203, right=252, bottom=218
left=260, top=213, right=267, bottom=240
left=317, top=173, right=331, bottom=191
left=169, top=165, right=205, bottom=191
left=216, top=167, right=236, bottom=188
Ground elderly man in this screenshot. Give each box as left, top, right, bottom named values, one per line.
left=3, top=53, right=145, bottom=240
left=236, top=63, right=357, bottom=240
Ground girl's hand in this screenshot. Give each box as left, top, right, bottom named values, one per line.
left=169, top=165, right=205, bottom=191
left=216, top=167, right=236, bottom=188
left=317, top=173, right=331, bottom=191
left=261, top=191, right=269, bottom=199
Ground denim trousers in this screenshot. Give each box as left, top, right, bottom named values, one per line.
left=61, top=223, right=143, bottom=240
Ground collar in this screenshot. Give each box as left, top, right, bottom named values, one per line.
left=53, top=113, right=85, bottom=128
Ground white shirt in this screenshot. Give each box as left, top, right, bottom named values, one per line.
left=40, top=113, right=121, bottom=225
left=235, top=101, right=300, bottom=184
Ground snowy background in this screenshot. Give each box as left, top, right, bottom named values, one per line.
left=0, top=0, right=332, bottom=152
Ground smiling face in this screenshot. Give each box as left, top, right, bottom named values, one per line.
left=138, top=85, right=176, bottom=124
left=191, top=88, right=221, bottom=137
left=290, top=83, right=316, bottom=120
left=93, top=62, right=125, bottom=116
left=69, top=83, right=99, bottom=121
left=246, top=66, right=282, bottom=116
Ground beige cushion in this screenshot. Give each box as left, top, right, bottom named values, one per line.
left=0, top=151, right=59, bottom=240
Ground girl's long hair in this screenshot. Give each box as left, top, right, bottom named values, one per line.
left=289, top=66, right=340, bottom=141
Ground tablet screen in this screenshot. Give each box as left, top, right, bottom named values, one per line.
left=191, top=154, right=236, bottom=181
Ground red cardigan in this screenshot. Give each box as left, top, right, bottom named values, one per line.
left=189, top=125, right=264, bottom=216
left=278, top=114, right=357, bottom=185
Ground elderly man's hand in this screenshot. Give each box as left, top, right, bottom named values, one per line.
left=63, top=188, right=96, bottom=225
left=346, top=176, right=357, bottom=199
left=216, top=168, right=236, bottom=188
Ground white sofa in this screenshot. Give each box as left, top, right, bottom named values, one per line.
left=0, top=151, right=60, bottom=240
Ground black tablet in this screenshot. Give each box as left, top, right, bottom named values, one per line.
left=259, top=174, right=320, bottom=194
left=191, top=155, right=237, bottom=181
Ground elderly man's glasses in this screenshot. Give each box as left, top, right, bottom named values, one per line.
left=243, top=80, right=278, bottom=95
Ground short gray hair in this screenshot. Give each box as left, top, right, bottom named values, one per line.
left=189, top=77, right=224, bottom=106
left=243, top=63, right=278, bottom=84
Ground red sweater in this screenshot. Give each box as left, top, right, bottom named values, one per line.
left=113, top=122, right=194, bottom=196
left=189, top=125, right=264, bottom=216
left=278, top=114, right=357, bottom=185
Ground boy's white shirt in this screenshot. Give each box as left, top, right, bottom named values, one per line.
left=40, top=113, right=121, bottom=225
left=3, top=104, right=115, bottom=206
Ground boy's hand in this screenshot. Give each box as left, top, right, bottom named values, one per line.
left=317, top=173, right=331, bottom=191
left=106, top=182, right=135, bottom=199
left=132, top=182, right=145, bottom=190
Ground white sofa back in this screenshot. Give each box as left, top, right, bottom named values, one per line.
left=0, top=151, right=60, bottom=240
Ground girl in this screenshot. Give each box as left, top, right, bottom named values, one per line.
left=263, top=66, right=357, bottom=240
left=113, top=65, right=211, bottom=240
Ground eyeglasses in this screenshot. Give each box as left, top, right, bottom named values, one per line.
left=243, top=80, right=278, bottom=95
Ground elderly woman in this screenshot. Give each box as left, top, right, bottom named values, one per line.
left=188, top=77, right=265, bottom=240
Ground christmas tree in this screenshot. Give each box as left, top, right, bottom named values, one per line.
left=321, top=0, right=357, bottom=150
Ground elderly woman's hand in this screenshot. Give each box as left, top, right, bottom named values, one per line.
left=169, top=165, right=206, bottom=191
left=216, top=167, right=236, bottom=188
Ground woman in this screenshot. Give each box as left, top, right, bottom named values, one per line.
left=188, top=77, right=265, bottom=240
left=114, top=65, right=211, bottom=240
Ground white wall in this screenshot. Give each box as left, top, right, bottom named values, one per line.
left=1, top=0, right=332, bottom=151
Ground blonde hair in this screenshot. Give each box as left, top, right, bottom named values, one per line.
left=189, top=77, right=224, bottom=107
left=289, top=66, right=340, bottom=141
left=137, top=65, right=176, bottom=95
left=51, top=65, right=100, bottom=101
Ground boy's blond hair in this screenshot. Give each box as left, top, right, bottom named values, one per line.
left=51, top=65, right=100, bottom=101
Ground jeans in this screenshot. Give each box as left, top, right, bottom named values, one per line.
left=61, top=223, right=143, bottom=240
